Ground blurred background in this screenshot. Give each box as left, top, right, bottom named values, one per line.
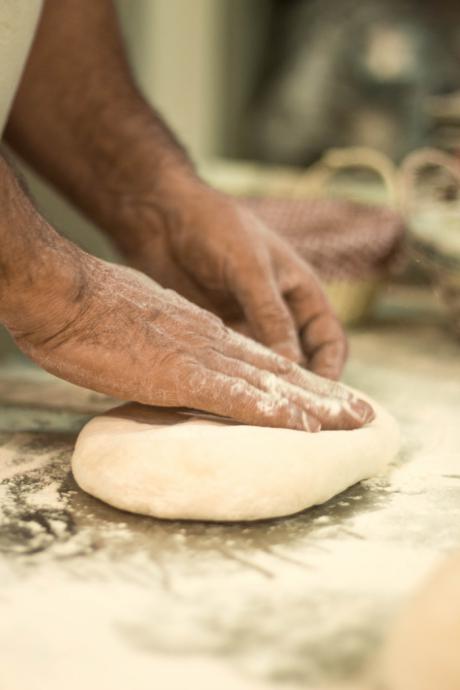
left=115, top=0, right=460, bottom=162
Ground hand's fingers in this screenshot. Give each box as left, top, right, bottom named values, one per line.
left=301, top=313, right=348, bottom=380
left=279, top=353, right=374, bottom=426
left=281, top=262, right=348, bottom=379
left=179, top=361, right=320, bottom=431
left=218, top=330, right=374, bottom=426
left=152, top=282, right=372, bottom=426
left=205, top=352, right=371, bottom=430
left=220, top=328, right=292, bottom=374
left=269, top=239, right=347, bottom=378
left=220, top=327, right=345, bottom=396
left=229, top=255, right=303, bottom=362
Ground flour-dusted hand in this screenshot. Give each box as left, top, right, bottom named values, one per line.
left=0, top=159, right=371, bottom=435
left=111, top=182, right=347, bottom=379
left=5, top=252, right=371, bottom=432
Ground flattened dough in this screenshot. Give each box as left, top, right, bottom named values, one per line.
left=71, top=390, right=399, bottom=522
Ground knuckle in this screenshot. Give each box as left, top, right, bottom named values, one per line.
left=174, top=358, right=206, bottom=405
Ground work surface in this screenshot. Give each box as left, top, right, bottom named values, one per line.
left=0, top=287, right=459, bottom=690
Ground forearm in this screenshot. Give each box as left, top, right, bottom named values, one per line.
left=4, top=0, right=198, bottom=250
left=0, top=154, right=83, bottom=331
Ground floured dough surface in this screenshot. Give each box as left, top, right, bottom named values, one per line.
left=71, top=389, right=399, bottom=522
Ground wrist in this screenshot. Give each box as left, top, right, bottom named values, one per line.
left=0, top=225, right=88, bottom=338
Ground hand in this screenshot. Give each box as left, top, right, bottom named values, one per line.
left=5, top=249, right=372, bottom=431
left=3, top=0, right=344, bottom=379
left=113, top=182, right=347, bottom=379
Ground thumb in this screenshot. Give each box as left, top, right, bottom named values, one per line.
left=231, top=259, right=303, bottom=362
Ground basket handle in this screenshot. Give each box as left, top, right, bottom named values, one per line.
left=398, top=147, right=460, bottom=219
left=290, top=146, right=399, bottom=207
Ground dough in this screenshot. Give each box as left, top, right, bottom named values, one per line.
left=381, top=552, right=460, bottom=690
left=71, top=389, right=399, bottom=522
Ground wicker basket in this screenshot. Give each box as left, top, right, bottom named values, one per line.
left=399, top=148, right=460, bottom=338
left=200, top=149, right=400, bottom=325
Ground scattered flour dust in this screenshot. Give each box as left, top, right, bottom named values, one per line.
left=0, top=571, right=298, bottom=690
left=0, top=431, right=129, bottom=559
left=0, top=434, right=53, bottom=482
left=0, top=435, right=445, bottom=690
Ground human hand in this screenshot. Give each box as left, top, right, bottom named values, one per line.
left=5, top=250, right=371, bottom=431
left=3, top=0, right=344, bottom=379
left=112, top=182, right=347, bottom=379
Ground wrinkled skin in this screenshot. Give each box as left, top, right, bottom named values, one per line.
left=5, top=242, right=372, bottom=432
left=113, top=183, right=348, bottom=379
left=5, top=0, right=348, bottom=382
left=1, top=0, right=370, bottom=433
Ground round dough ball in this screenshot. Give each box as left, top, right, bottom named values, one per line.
left=71, top=391, right=399, bottom=522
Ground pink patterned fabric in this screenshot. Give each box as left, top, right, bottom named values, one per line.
left=245, top=196, right=406, bottom=281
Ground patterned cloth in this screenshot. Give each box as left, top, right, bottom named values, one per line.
left=245, top=196, right=406, bottom=281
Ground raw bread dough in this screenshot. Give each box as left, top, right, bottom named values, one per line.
left=71, top=389, right=399, bottom=522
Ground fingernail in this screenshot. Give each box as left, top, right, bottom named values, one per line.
left=353, top=399, right=375, bottom=424
left=302, top=411, right=321, bottom=433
